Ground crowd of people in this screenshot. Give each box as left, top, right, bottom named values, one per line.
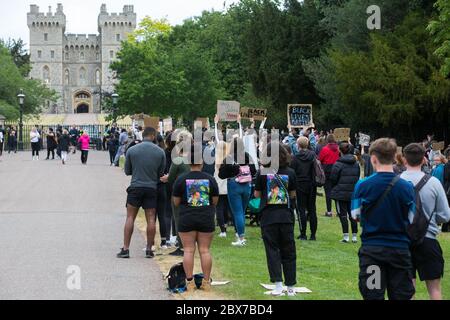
left=110, top=116, right=450, bottom=299
left=2, top=118, right=450, bottom=300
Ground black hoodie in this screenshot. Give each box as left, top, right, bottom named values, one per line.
left=290, top=149, right=316, bottom=193
left=330, top=154, right=360, bottom=201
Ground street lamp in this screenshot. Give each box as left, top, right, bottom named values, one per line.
left=111, top=93, right=119, bottom=122
left=17, top=91, right=25, bottom=151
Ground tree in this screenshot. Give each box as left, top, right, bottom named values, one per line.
left=428, top=0, right=450, bottom=77
left=0, top=38, right=31, bottom=77
left=0, top=43, right=57, bottom=120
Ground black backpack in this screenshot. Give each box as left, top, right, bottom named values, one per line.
left=408, top=174, right=433, bottom=248
left=166, top=262, right=186, bottom=292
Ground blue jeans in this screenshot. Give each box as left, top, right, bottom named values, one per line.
left=227, top=179, right=251, bottom=238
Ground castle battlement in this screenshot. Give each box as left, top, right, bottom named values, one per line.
left=27, top=4, right=66, bottom=27
left=98, top=4, right=136, bottom=27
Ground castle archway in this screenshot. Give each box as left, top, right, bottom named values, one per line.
left=73, top=90, right=92, bottom=113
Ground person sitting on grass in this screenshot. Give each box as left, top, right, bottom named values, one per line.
left=255, top=143, right=298, bottom=296
left=172, top=144, right=219, bottom=293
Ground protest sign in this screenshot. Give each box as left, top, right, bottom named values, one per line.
left=163, top=118, right=173, bottom=133
left=334, top=128, right=351, bottom=142
left=217, top=100, right=240, bottom=122
left=240, top=107, right=267, bottom=121
left=397, top=146, right=403, bottom=154
left=143, top=116, right=160, bottom=131
left=196, top=117, right=210, bottom=129
left=359, top=133, right=371, bottom=147
left=433, top=141, right=445, bottom=151
left=287, top=104, right=313, bottom=128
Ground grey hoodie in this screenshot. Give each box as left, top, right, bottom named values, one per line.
left=400, top=170, right=450, bottom=240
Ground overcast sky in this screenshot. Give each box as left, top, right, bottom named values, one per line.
left=0, top=0, right=238, bottom=49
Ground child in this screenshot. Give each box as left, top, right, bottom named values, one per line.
left=254, top=143, right=298, bottom=296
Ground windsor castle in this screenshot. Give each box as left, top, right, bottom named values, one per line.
left=28, top=3, right=136, bottom=114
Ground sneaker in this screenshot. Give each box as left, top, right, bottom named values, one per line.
left=309, top=235, right=317, bottom=241
left=287, top=287, right=296, bottom=297
left=218, top=232, right=227, bottom=238
left=169, top=248, right=184, bottom=256
left=340, top=238, right=349, bottom=244
left=297, top=235, right=308, bottom=241
left=269, top=289, right=284, bottom=296
left=325, top=212, right=333, bottom=217
left=116, top=248, right=130, bottom=258
left=232, top=239, right=246, bottom=247
left=352, top=236, right=358, bottom=243
left=145, top=249, right=155, bottom=258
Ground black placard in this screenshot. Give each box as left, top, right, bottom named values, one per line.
left=288, top=104, right=313, bottom=128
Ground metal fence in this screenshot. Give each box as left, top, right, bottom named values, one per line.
left=2, top=124, right=118, bottom=151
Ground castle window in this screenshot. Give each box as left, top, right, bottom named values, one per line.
left=43, top=66, right=50, bottom=83
left=37, top=50, right=42, bottom=59
left=79, top=67, right=86, bottom=81
left=65, top=52, right=69, bottom=60
left=51, top=50, right=55, bottom=59
left=116, top=34, right=121, bottom=41
left=96, top=70, right=101, bottom=85
left=44, top=33, right=48, bottom=41
left=96, top=52, right=100, bottom=61
left=65, top=70, right=69, bottom=85
left=80, top=52, right=85, bottom=61
left=110, top=50, right=114, bottom=59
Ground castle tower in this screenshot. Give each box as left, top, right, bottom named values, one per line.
left=98, top=4, right=136, bottom=94
left=28, top=4, right=66, bottom=113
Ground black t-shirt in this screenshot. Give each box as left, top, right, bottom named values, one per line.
left=255, top=167, right=297, bottom=227
left=172, top=171, right=219, bottom=219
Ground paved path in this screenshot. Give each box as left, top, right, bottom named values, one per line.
left=0, top=151, right=171, bottom=300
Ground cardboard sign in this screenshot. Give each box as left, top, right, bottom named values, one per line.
left=287, top=104, right=313, bottom=128
left=217, top=100, right=240, bottom=122
left=359, top=133, right=371, bottom=147
left=196, top=117, right=210, bottom=129
left=334, top=128, right=351, bottom=142
left=163, top=118, right=173, bottom=133
left=240, top=107, right=267, bottom=121
left=433, top=141, right=445, bottom=151
left=143, top=116, right=160, bottom=131
left=397, top=146, right=403, bottom=154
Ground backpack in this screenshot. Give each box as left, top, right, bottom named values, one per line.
left=235, top=165, right=252, bottom=184
left=314, top=159, right=326, bottom=187
left=166, top=262, right=186, bottom=292
left=408, top=174, right=433, bottom=248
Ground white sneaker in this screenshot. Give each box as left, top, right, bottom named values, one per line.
left=269, top=289, right=284, bottom=296
left=161, top=245, right=168, bottom=250
left=352, top=236, right=358, bottom=243
left=340, top=238, right=349, bottom=244
left=287, top=287, right=296, bottom=297
left=232, top=239, right=246, bottom=247
left=218, top=232, right=227, bottom=238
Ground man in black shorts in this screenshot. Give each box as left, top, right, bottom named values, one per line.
left=117, top=127, right=166, bottom=259
left=401, top=143, right=450, bottom=300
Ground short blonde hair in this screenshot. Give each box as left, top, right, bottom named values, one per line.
left=297, top=136, right=309, bottom=150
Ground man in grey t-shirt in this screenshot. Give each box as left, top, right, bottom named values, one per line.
left=117, top=127, right=166, bottom=259
left=401, top=143, right=450, bottom=300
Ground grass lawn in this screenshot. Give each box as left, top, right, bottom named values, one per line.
left=209, top=193, right=450, bottom=300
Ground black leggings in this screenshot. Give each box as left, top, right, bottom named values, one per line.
left=296, top=188, right=317, bottom=237
left=31, top=142, right=40, bottom=156
left=109, top=150, right=116, bottom=164
left=47, top=148, right=55, bottom=159
left=156, top=184, right=167, bottom=242
left=216, top=195, right=230, bottom=233
left=262, top=223, right=297, bottom=286
left=324, top=178, right=334, bottom=213
left=336, top=200, right=358, bottom=234
left=81, top=150, right=88, bottom=164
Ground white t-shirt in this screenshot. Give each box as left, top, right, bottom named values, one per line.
left=30, top=131, right=40, bottom=143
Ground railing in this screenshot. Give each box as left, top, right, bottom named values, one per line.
left=2, top=124, right=121, bottom=150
